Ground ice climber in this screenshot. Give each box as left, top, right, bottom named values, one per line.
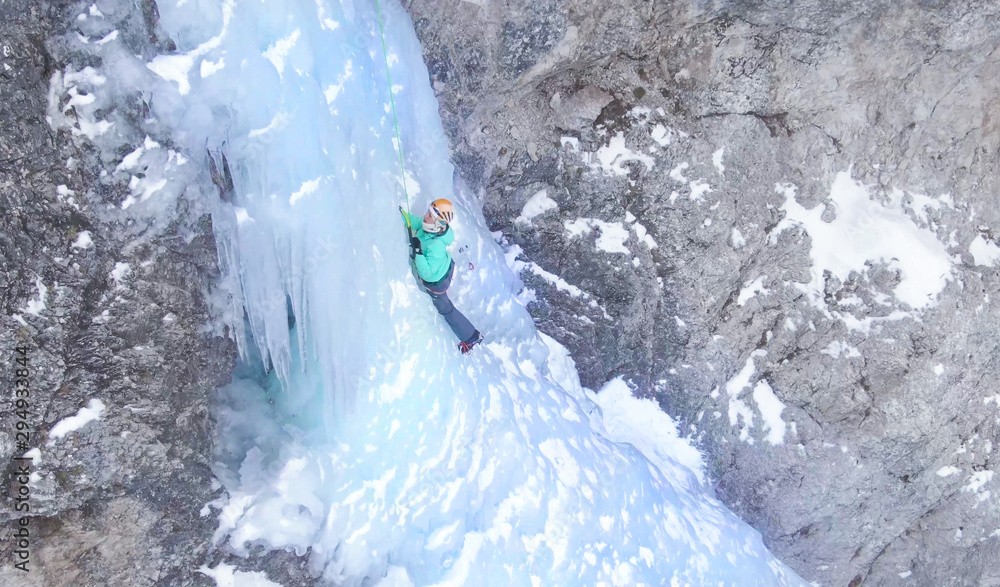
left=401, top=199, right=484, bottom=354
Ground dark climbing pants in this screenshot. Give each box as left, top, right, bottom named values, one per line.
left=423, top=261, right=477, bottom=342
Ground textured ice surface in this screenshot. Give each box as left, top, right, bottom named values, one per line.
left=124, top=0, right=811, bottom=584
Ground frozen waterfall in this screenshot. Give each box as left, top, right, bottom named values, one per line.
left=63, top=0, right=809, bottom=584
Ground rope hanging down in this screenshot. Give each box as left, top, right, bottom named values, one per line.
left=374, top=0, right=412, bottom=229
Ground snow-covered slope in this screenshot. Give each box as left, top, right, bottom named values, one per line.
left=58, top=0, right=806, bottom=584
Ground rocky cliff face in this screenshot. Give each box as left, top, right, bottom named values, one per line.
left=403, top=0, right=1000, bottom=584
left=0, top=2, right=237, bottom=585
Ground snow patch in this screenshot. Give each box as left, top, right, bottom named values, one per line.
left=593, top=377, right=706, bottom=487
left=969, top=235, right=1000, bottom=267
left=632, top=222, right=657, bottom=249
left=724, top=351, right=766, bottom=444
left=23, top=278, right=48, bottom=316
left=669, top=162, right=688, bottom=183
left=565, top=218, right=631, bottom=255
left=820, top=341, right=861, bottom=359
left=23, top=448, right=41, bottom=466
left=962, top=471, right=993, bottom=498
left=72, top=230, right=94, bottom=249
left=689, top=179, right=712, bottom=202
left=712, top=147, right=725, bottom=175
left=515, top=190, right=558, bottom=224
left=96, top=30, right=119, bottom=45
left=124, top=176, right=169, bottom=208
left=48, top=399, right=106, bottom=442
left=111, top=262, right=131, bottom=287
left=505, top=252, right=590, bottom=298
left=629, top=106, right=652, bottom=125
left=650, top=125, right=672, bottom=146
left=517, top=260, right=587, bottom=299
left=560, top=136, right=580, bottom=151
left=772, top=173, right=955, bottom=311
left=731, top=228, right=746, bottom=249
left=897, top=188, right=952, bottom=225
left=116, top=145, right=146, bottom=172
left=589, top=133, right=654, bottom=176
left=752, top=381, right=787, bottom=445
left=737, top=276, right=769, bottom=306
left=199, top=563, right=284, bottom=587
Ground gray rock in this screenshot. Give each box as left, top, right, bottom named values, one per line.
left=548, top=86, right=614, bottom=131
left=0, top=1, right=242, bottom=585
left=548, top=91, right=562, bottom=110
left=405, top=0, right=1000, bottom=584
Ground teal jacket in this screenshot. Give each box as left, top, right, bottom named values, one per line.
left=405, top=212, right=454, bottom=283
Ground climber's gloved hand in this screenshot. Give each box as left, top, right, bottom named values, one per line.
left=409, top=236, right=423, bottom=258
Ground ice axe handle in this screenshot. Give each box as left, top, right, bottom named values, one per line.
left=399, top=206, right=413, bottom=236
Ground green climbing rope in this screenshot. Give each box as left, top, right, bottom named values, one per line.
left=374, top=0, right=412, bottom=229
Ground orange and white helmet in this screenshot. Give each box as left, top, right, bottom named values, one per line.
left=429, top=198, right=455, bottom=224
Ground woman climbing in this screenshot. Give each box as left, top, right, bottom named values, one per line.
left=400, top=199, right=484, bottom=354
